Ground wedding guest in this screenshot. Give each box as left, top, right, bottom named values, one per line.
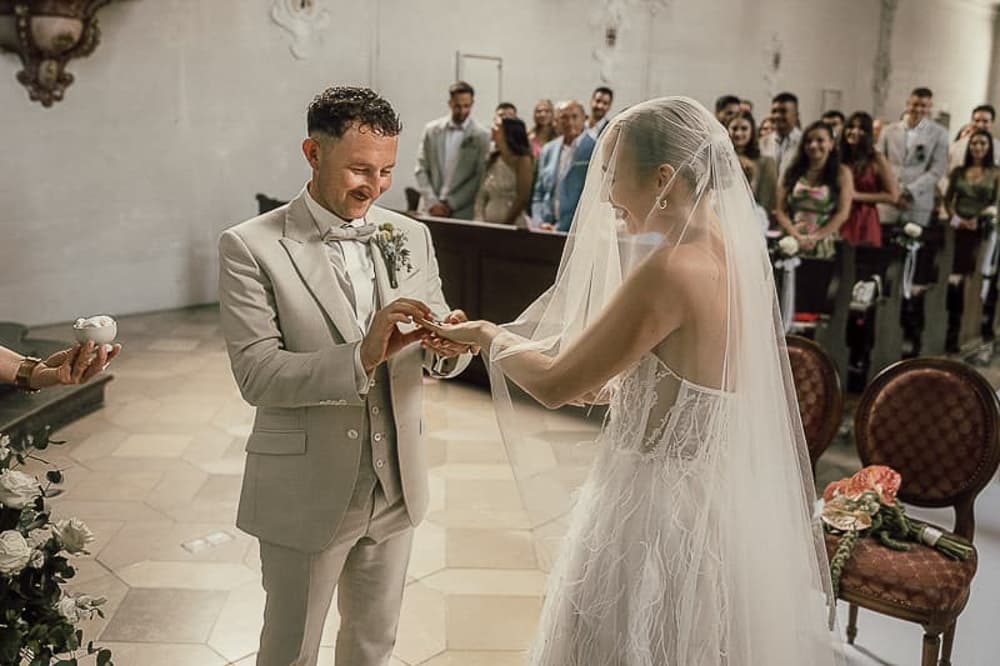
left=715, top=94, right=741, bottom=127
left=532, top=100, right=596, bottom=231
left=872, top=118, right=884, bottom=144
left=948, top=105, right=1000, bottom=172
left=727, top=110, right=778, bottom=216
left=586, top=86, right=614, bottom=137
left=495, top=101, right=518, bottom=120
left=475, top=117, right=534, bottom=226
left=740, top=98, right=753, bottom=113
left=944, top=130, right=1000, bottom=351
left=529, top=99, right=558, bottom=158
left=0, top=341, right=119, bottom=390
left=761, top=91, right=803, bottom=179
left=414, top=81, right=491, bottom=219
left=759, top=116, right=775, bottom=142
left=775, top=121, right=854, bottom=257
left=821, top=110, right=845, bottom=139
left=839, top=112, right=899, bottom=246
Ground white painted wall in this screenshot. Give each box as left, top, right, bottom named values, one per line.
left=1, top=0, right=995, bottom=326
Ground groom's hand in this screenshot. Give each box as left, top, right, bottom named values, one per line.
left=360, top=298, right=433, bottom=374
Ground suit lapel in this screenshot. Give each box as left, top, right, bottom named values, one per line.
left=280, top=194, right=363, bottom=343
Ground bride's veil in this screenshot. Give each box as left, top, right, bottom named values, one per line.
left=486, top=97, right=842, bottom=663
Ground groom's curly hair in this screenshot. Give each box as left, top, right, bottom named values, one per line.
left=307, top=86, right=402, bottom=139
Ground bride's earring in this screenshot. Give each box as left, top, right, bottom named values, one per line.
left=657, top=197, right=668, bottom=210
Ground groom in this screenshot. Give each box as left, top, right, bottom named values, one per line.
left=218, top=86, right=472, bottom=666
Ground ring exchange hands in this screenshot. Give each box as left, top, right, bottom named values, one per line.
left=359, top=300, right=481, bottom=375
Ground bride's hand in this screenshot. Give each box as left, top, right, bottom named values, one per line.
left=418, top=318, right=499, bottom=350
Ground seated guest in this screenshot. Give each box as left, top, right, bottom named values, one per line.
left=715, top=94, right=741, bottom=127
left=532, top=100, right=596, bottom=231
left=821, top=110, right=846, bottom=139
left=839, top=111, right=900, bottom=246
left=414, top=81, right=491, bottom=219
left=585, top=86, right=614, bottom=137
left=740, top=98, right=753, bottom=113
left=761, top=91, right=803, bottom=180
left=475, top=117, right=534, bottom=226
left=727, top=110, right=778, bottom=219
left=775, top=121, right=854, bottom=257
left=495, top=101, right=518, bottom=120
left=944, top=130, right=1000, bottom=351
left=529, top=99, right=558, bottom=157
left=0, top=342, right=120, bottom=391
left=759, top=116, right=775, bottom=142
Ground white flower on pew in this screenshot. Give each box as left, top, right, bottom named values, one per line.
left=0, top=530, right=32, bottom=575
left=0, top=469, right=42, bottom=509
left=983, top=206, right=998, bottom=220
left=903, top=223, right=923, bottom=239
left=52, top=517, right=95, bottom=554
left=778, top=235, right=800, bottom=257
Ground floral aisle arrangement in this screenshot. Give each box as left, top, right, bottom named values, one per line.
left=0, top=430, right=112, bottom=666
left=821, top=465, right=973, bottom=597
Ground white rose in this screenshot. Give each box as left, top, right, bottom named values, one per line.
left=984, top=206, right=998, bottom=219
left=52, top=518, right=95, bottom=554
left=903, top=223, right=923, bottom=239
left=27, top=529, right=49, bottom=548
left=0, top=530, right=32, bottom=575
left=56, top=595, right=82, bottom=623
left=0, top=434, right=9, bottom=462
left=27, top=549, right=45, bottom=569
left=778, top=235, right=800, bottom=256
left=0, top=469, right=41, bottom=509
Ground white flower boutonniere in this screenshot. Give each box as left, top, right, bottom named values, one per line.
left=372, top=223, right=414, bottom=289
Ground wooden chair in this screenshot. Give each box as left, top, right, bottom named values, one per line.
left=785, top=335, right=843, bottom=471
left=826, top=357, right=1000, bottom=665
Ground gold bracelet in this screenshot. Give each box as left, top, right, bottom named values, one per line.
left=14, top=356, right=42, bottom=393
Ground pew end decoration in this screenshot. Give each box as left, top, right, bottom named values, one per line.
left=0, top=1, right=120, bottom=107
left=0, top=430, right=113, bottom=666
left=821, top=465, right=972, bottom=600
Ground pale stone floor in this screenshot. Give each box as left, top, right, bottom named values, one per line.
left=23, top=306, right=1000, bottom=666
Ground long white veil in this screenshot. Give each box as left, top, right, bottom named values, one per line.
left=486, top=97, right=842, bottom=664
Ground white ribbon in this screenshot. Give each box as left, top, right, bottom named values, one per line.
left=981, top=225, right=999, bottom=301
left=774, top=257, right=801, bottom=333
left=919, top=525, right=943, bottom=548
left=902, top=242, right=922, bottom=300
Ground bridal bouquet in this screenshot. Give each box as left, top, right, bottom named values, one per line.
left=821, top=465, right=973, bottom=596
left=0, top=430, right=112, bottom=666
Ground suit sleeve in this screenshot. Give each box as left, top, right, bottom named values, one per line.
left=905, top=128, right=948, bottom=204
left=445, top=134, right=488, bottom=216
left=218, top=230, right=366, bottom=408
left=532, top=146, right=551, bottom=222
left=418, top=223, right=472, bottom=378
left=414, top=124, right=438, bottom=206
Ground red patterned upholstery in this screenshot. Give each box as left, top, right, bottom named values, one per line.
left=786, top=336, right=842, bottom=467
left=824, top=532, right=977, bottom=614
left=855, top=361, right=1000, bottom=507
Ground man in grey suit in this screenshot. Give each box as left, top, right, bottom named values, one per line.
left=413, top=81, right=491, bottom=220
left=219, top=86, right=471, bottom=666
left=878, top=87, right=949, bottom=356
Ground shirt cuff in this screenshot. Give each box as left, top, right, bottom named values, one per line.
left=353, top=344, right=376, bottom=396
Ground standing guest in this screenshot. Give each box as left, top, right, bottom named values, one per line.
left=414, top=81, right=491, bottom=219
left=943, top=130, right=1000, bottom=351
left=948, top=105, right=1000, bottom=172
left=872, top=118, right=885, bottom=144
left=821, top=110, right=846, bottom=139
left=839, top=111, right=900, bottom=246
left=532, top=100, right=596, bottom=231
left=727, top=110, right=778, bottom=216
left=759, top=116, right=775, bottom=142
left=775, top=121, right=854, bottom=257
left=0, top=342, right=119, bottom=390
left=495, top=101, right=518, bottom=120
left=761, top=91, right=803, bottom=180
left=529, top=99, right=558, bottom=158
left=585, top=86, right=614, bottom=137
left=878, top=86, right=948, bottom=355
left=740, top=98, right=753, bottom=113
left=715, top=94, right=742, bottom=127
left=475, top=117, right=534, bottom=226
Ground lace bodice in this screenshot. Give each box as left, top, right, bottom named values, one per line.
left=605, top=354, right=730, bottom=461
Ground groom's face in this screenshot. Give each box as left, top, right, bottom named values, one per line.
left=306, top=123, right=398, bottom=221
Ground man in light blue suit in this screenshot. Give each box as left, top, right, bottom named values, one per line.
left=531, top=100, right=596, bottom=231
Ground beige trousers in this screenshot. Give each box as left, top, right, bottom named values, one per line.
left=256, top=475, right=413, bottom=666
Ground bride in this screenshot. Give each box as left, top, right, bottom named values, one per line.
left=420, top=97, right=842, bottom=665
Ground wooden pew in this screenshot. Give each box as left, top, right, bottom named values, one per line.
left=908, top=222, right=955, bottom=355
left=847, top=244, right=904, bottom=381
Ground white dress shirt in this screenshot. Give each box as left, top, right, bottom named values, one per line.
left=304, top=187, right=377, bottom=394
left=762, top=126, right=802, bottom=180
left=440, top=116, right=471, bottom=203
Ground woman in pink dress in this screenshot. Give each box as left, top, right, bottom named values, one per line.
left=838, top=112, right=899, bottom=246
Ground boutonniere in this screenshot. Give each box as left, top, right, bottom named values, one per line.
left=460, top=135, right=476, bottom=149
left=372, top=223, right=413, bottom=289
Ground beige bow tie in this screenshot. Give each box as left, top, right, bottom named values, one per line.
left=322, top=222, right=376, bottom=243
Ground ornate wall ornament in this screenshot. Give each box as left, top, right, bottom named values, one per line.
left=762, top=32, right=783, bottom=100
left=590, top=0, right=670, bottom=85
left=872, top=0, right=899, bottom=119
left=271, top=0, right=330, bottom=60
left=0, top=0, right=116, bottom=107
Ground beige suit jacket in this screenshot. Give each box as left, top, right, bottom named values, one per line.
left=219, top=192, right=469, bottom=552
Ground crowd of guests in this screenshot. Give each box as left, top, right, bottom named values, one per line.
left=412, top=82, right=1000, bottom=355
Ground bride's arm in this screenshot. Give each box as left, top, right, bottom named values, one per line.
left=475, top=249, right=695, bottom=409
